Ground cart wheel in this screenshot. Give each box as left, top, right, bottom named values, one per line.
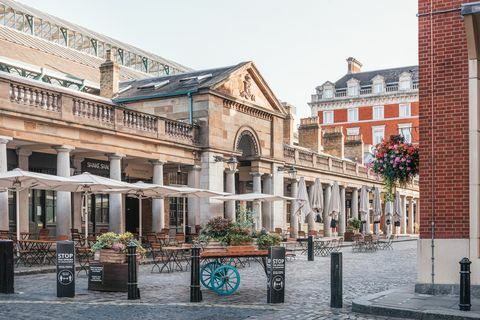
left=200, top=261, right=222, bottom=289
left=211, top=265, right=240, bottom=296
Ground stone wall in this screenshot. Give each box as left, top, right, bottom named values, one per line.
left=344, top=134, right=364, bottom=164
left=298, top=117, right=322, bottom=153
left=322, top=127, right=344, bottom=158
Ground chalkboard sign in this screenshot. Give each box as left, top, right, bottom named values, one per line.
left=267, top=246, right=285, bottom=303
left=89, top=265, right=104, bottom=283
left=56, top=241, right=75, bottom=297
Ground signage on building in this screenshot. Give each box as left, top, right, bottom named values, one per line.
left=56, top=241, right=75, bottom=297
left=267, top=246, right=285, bottom=303
left=82, top=159, right=110, bottom=176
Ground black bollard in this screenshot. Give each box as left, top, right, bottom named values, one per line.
left=459, top=257, right=471, bottom=311
left=190, top=246, right=202, bottom=302
left=0, top=240, right=14, bottom=294
left=127, top=244, right=140, bottom=300
left=330, top=252, right=342, bottom=308
left=307, top=235, right=314, bottom=261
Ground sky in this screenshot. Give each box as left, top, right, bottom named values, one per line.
left=18, top=0, right=418, bottom=120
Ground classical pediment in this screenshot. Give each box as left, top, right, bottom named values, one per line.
left=212, top=62, right=287, bottom=115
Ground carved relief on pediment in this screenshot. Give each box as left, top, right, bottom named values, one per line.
left=239, top=74, right=255, bottom=101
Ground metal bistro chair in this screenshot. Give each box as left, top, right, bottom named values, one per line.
left=352, top=234, right=364, bottom=253
left=150, top=243, right=170, bottom=273
left=379, top=235, right=394, bottom=250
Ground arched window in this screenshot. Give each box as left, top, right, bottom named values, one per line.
left=235, top=129, right=260, bottom=158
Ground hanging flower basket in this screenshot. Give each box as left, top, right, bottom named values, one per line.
left=369, top=135, right=419, bottom=201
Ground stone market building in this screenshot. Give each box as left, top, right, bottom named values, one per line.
left=0, top=0, right=418, bottom=239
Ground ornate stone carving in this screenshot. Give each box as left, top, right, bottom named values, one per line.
left=240, top=74, right=255, bottom=101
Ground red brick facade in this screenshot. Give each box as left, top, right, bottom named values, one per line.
left=418, top=0, right=471, bottom=239
left=318, top=102, right=420, bottom=145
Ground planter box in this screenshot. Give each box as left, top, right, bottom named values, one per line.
left=99, top=249, right=126, bottom=264
left=344, top=231, right=358, bottom=242
left=88, top=262, right=128, bottom=292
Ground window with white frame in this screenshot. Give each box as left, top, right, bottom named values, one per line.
left=323, top=88, right=333, bottom=99
left=373, top=105, right=384, bottom=120
left=399, top=103, right=411, bottom=117
left=373, top=82, right=384, bottom=94
left=372, top=126, right=385, bottom=145
left=323, top=110, right=334, bottom=124
left=347, top=84, right=359, bottom=96
left=399, top=74, right=412, bottom=90
left=347, top=108, right=358, bottom=122
left=398, top=124, right=412, bottom=143
left=347, top=127, right=360, bottom=135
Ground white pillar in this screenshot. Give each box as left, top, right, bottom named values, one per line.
left=150, top=160, right=164, bottom=233
left=272, top=163, right=284, bottom=229
left=225, top=169, right=236, bottom=221
left=351, top=188, right=359, bottom=220
left=290, top=178, right=298, bottom=238
left=0, top=136, right=12, bottom=231
left=251, top=172, right=262, bottom=231
left=188, top=165, right=201, bottom=228
left=17, top=149, right=32, bottom=234
left=72, top=157, right=84, bottom=231
left=108, top=153, right=124, bottom=233
left=323, top=184, right=331, bottom=237
left=262, top=173, right=273, bottom=231
left=400, top=194, right=407, bottom=234
left=54, top=145, right=74, bottom=238
left=339, top=186, right=346, bottom=236
left=199, top=152, right=224, bottom=225
left=407, top=197, right=414, bottom=234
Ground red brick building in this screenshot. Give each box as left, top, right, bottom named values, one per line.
left=309, top=59, right=419, bottom=164
left=417, top=0, right=480, bottom=294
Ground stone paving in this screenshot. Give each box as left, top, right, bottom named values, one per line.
left=0, top=241, right=417, bottom=320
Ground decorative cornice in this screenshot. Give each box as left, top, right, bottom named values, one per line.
left=223, top=99, right=273, bottom=121
left=311, top=92, right=418, bottom=111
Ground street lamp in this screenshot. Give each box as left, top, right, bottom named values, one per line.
left=288, top=165, right=297, bottom=180
left=226, top=156, right=238, bottom=172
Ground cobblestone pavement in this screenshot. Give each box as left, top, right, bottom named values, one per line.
left=0, top=241, right=417, bottom=320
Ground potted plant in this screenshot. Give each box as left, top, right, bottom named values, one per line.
left=91, top=232, right=145, bottom=263
left=255, top=229, right=282, bottom=250
left=345, top=218, right=361, bottom=241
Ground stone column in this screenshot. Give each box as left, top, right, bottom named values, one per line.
left=108, top=153, right=124, bottom=233
left=188, top=165, right=201, bottom=228
left=400, top=194, right=407, bottom=234
left=271, top=163, right=285, bottom=229
left=71, top=157, right=84, bottom=232
left=351, top=188, right=359, bottom=220
left=262, top=174, right=273, bottom=231
left=290, top=178, right=298, bottom=238
left=407, top=197, right=414, bottom=234
left=339, top=185, right=346, bottom=236
left=199, top=152, right=224, bottom=225
left=415, top=198, right=420, bottom=234
left=150, top=160, right=164, bottom=233
left=251, top=172, right=262, bottom=231
left=54, top=145, right=74, bottom=238
left=17, top=149, right=32, bottom=234
left=323, top=184, right=332, bottom=237
left=0, top=136, right=12, bottom=231
left=225, top=169, right=236, bottom=221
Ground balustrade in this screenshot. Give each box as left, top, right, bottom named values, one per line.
left=9, top=83, right=60, bottom=112
left=123, top=110, right=157, bottom=132
left=165, top=119, right=194, bottom=140
left=73, top=98, right=114, bottom=123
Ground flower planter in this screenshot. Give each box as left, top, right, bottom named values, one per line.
left=344, top=231, right=356, bottom=242
left=88, top=262, right=128, bottom=292
left=99, top=249, right=126, bottom=264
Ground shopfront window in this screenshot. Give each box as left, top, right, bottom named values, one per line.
left=45, top=190, right=56, bottom=224
left=95, top=194, right=109, bottom=224
left=169, top=197, right=187, bottom=233
left=8, top=191, right=15, bottom=226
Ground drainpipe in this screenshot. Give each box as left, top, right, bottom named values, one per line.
left=187, top=92, right=194, bottom=125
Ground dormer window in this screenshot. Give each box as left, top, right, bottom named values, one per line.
left=372, top=76, right=385, bottom=94
left=347, top=83, right=359, bottom=96
left=323, top=88, right=333, bottom=99
left=399, top=72, right=412, bottom=90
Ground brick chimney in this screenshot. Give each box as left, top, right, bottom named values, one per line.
left=344, top=134, right=364, bottom=164
left=298, top=117, right=322, bottom=153
left=100, top=50, right=119, bottom=98
left=282, top=102, right=295, bottom=145
left=347, top=57, right=362, bottom=74
left=322, top=127, right=344, bottom=158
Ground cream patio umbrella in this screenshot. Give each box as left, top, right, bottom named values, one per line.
left=70, top=172, right=137, bottom=240
left=393, top=191, right=402, bottom=235
left=309, top=178, right=324, bottom=229
left=373, top=187, right=382, bottom=235
left=359, top=186, right=370, bottom=234
left=296, top=177, right=312, bottom=225
left=328, top=181, right=341, bottom=236
left=0, top=168, right=88, bottom=240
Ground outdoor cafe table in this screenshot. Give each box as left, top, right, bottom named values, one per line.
left=161, top=246, right=191, bottom=272
left=17, top=239, right=56, bottom=266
